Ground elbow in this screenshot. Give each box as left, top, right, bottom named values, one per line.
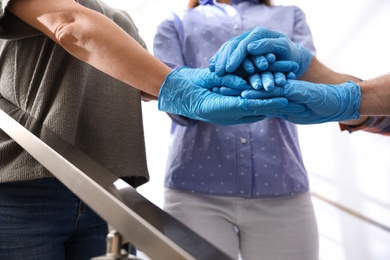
left=53, top=14, right=86, bottom=53
left=52, top=14, right=91, bottom=61
left=54, top=16, right=78, bottom=45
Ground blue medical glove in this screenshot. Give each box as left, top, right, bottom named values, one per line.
left=219, top=87, right=243, bottom=96
left=250, top=55, right=269, bottom=71
left=261, top=72, right=275, bottom=91
left=209, top=26, right=312, bottom=77
left=265, top=53, right=276, bottom=63
left=246, top=54, right=277, bottom=73
left=247, top=71, right=287, bottom=91
left=248, top=73, right=262, bottom=90
left=277, top=80, right=361, bottom=124
left=242, top=58, right=256, bottom=74
left=286, top=71, right=296, bottom=80
left=158, top=67, right=290, bottom=125
left=220, top=71, right=288, bottom=96
left=247, top=38, right=311, bottom=78
left=274, top=72, right=287, bottom=87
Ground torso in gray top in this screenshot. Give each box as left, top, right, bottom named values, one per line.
left=0, top=0, right=149, bottom=186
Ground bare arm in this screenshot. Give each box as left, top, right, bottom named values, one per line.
left=357, top=74, right=390, bottom=116
left=300, top=56, right=360, bottom=84
left=7, top=0, right=171, bottom=98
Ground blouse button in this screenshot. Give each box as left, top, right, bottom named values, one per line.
left=233, top=24, right=239, bottom=30
left=240, top=138, right=247, bottom=144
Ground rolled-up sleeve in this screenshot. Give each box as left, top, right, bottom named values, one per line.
left=340, top=116, right=390, bottom=136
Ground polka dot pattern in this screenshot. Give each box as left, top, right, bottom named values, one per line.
left=154, top=2, right=316, bottom=198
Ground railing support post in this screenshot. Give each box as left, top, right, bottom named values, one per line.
left=91, top=230, right=143, bottom=260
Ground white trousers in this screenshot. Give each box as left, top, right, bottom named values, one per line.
left=164, top=189, right=319, bottom=260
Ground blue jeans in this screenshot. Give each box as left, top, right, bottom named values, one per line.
left=0, top=178, right=108, bottom=260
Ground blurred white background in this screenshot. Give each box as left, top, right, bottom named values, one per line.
left=102, top=1, right=390, bottom=259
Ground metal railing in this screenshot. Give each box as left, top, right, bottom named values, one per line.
left=0, top=109, right=233, bottom=260
left=1, top=108, right=389, bottom=259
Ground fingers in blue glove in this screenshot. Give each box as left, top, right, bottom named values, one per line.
left=265, top=53, right=276, bottom=63
left=210, top=71, right=249, bottom=90
left=241, top=86, right=285, bottom=99
left=209, top=39, right=238, bottom=76
left=267, top=61, right=299, bottom=73
left=241, top=57, right=255, bottom=74
left=209, top=29, right=253, bottom=76
left=218, top=84, right=251, bottom=96
left=250, top=55, right=269, bottom=71
left=286, top=71, right=296, bottom=80
left=261, top=72, right=275, bottom=91
left=247, top=38, right=312, bottom=77
left=212, top=87, right=221, bottom=93
left=224, top=27, right=284, bottom=73
left=245, top=97, right=288, bottom=112
left=248, top=73, right=262, bottom=90
left=209, top=27, right=283, bottom=75
left=220, top=87, right=243, bottom=96
left=241, top=89, right=268, bottom=99
left=274, top=72, right=287, bottom=86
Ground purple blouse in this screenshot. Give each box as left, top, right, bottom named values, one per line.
left=153, top=1, right=316, bottom=198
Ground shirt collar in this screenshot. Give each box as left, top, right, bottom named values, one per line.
left=198, top=0, right=258, bottom=5
left=198, top=0, right=215, bottom=5
left=231, top=0, right=259, bottom=4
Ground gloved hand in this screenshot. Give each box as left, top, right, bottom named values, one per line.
left=158, top=67, right=293, bottom=125
left=209, top=26, right=312, bottom=78
left=215, top=70, right=293, bottom=98
left=271, top=80, right=361, bottom=124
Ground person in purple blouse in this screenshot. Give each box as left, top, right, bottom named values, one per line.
left=153, top=1, right=319, bottom=259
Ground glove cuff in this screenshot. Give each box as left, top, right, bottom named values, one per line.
left=295, top=44, right=312, bottom=78
left=338, top=81, right=361, bottom=120
left=157, top=69, right=178, bottom=112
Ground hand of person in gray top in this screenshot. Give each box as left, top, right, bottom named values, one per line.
left=158, top=67, right=307, bottom=125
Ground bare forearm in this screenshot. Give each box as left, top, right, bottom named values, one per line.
left=358, top=73, right=390, bottom=115
left=8, top=0, right=171, bottom=98
left=299, top=56, right=361, bottom=84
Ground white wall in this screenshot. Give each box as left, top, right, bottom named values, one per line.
left=274, top=1, right=390, bottom=259
left=103, top=1, right=390, bottom=259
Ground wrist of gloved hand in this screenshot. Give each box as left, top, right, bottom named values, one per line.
left=294, top=44, right=312, bottom=78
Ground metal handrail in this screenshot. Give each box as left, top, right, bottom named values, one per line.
left=0, top=109, right=233, bottom=260
left=311, top=191, right=390, bottom=233
left=3, top=107, right=388, bottom=259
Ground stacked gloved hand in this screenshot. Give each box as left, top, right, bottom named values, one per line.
left=206, top=26, right=361, bottom=124
left=210, top=52, right=297, bottom=97
left=157, top=67, right=306, bottom=125
left=209, top=26, right=312, bottom=78
left=241, top=80, right=361, bottom=124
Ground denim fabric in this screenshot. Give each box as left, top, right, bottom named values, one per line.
left=0, top=178, right=108, bottom=260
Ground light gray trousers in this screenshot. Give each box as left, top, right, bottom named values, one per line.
left=164, top=189, right=319, bottom=260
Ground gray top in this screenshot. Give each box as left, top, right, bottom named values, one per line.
left=0, top=0, right=149, bottom=186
